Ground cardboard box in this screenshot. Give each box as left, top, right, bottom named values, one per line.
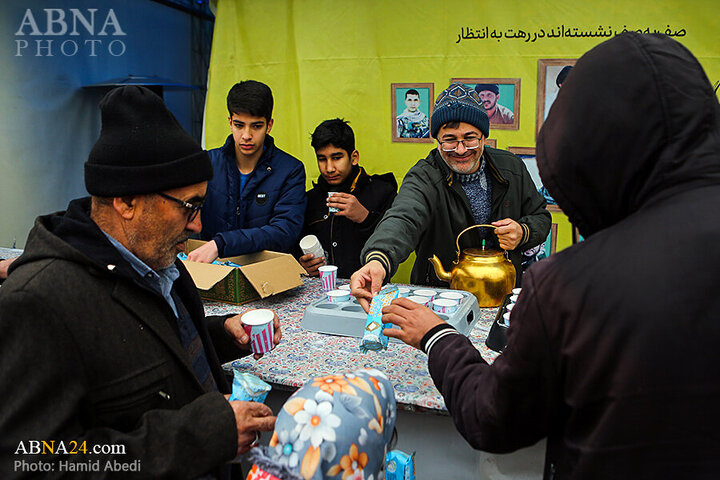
left=182, top=239, right=305, bottom=305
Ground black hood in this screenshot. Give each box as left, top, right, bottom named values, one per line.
left=537, top=33, right=720, bottom=237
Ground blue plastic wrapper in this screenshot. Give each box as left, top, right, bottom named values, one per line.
left=229, top=370, right=271, bottom=403
left=177, top=252, right=241, bottom=268
left=386, top=450, right=415, bottom=480
left=360, top=285, right=398, bottom=353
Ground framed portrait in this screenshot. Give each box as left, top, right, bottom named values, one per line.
left=508, top=146, right=541, bottom=189
left=451, top=77, right=520, bottom=130
left=485, top=138, right=497, bottom=148
left=536, top=59, right=577, bottom=137
left=391, top=83, right=434, bottom=143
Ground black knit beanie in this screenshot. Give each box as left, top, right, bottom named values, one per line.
left=430, top=83, right=490, bottom=138
left=85, top=86, right=212, bottom=196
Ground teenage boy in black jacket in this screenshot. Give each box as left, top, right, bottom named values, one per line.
left=299, top=119, right=397, bottom=279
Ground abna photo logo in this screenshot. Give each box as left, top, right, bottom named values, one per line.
left=15, top=8, right=126, bottom=57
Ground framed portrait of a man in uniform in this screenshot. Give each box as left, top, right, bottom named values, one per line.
left=391, top=83, right=434, bottom=143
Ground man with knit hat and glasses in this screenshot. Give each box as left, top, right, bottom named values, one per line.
left=0, top=86, right=280, bottom=478
left=351, top=83, right=549, bottom=309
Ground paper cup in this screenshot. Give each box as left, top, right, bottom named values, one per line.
left=397, top=287, right=411, bottom=297
left=407, top=295, right=430, bottom=306
left=241, top=309, right=275, bottom=354
left=327, top=191, right=339, bottom=213
left=439, top=291, right=464, bottom=305
left=337, top=284, right=351, bottom=291
left=505, top=302, right=515, bottom=311
left=299, top=234, right=324, bottom=259
left=510, top=294, right=519, bottom=303
left=502, top=311, right=511, bottom=326
left=327, top=289, right=350, bottom=302
left=413, top=289, right=437, bottom=301
left=432, top=299, right=458, bottom=314
left=318, top=265, right=338, bottom=292
left=512, top=287, right=522, bottom=295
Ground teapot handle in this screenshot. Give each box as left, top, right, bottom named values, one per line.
left=455, top=224, right=497, bottom=260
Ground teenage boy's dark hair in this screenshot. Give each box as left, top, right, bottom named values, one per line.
left=226, top=80, right=273, bottom=122
left=405, top=89, right=419, bottom=99
left=311, top=118, right=355, bottom=156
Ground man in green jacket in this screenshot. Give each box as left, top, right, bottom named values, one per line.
left=352, top=83, right=549, bottom=307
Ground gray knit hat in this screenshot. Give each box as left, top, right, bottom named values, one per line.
left=85, top=86, right=212, bottom=197
left=430, top=83, right=489, bottom=138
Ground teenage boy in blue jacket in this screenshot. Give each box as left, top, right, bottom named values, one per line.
left=189, top=80, right=306, bottom=262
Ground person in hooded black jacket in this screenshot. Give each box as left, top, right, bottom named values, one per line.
left=299, top=119, right=397, bottom=279
left=379, top=33, right=720, bottom=479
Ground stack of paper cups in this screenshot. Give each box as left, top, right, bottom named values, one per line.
left=299, top=235, right=325, bottom=259
left=319, top=265, right=338, bottom=292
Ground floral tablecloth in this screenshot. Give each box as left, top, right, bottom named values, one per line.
left=205, top=277, right=500, bottom=414
left=0, top=247, right=23, bottom=260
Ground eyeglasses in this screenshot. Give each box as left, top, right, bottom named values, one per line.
left=439, top=137, right=483, bottom=152
left=157, top=192, right=204, bottom=222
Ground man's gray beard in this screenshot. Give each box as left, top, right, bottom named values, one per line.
left=439, top=149, right=483, bottom=175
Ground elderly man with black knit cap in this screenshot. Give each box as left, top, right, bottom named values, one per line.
left=351, top=83, right=549, bottom=308
left=0, top=86, right=280, bottom=479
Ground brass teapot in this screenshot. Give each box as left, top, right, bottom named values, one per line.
left=429, top=224, right=516, bottom=307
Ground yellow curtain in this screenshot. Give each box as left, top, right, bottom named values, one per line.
left=206, top=0, right=719, bottom=280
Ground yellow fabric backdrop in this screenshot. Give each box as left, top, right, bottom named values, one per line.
left=205, top=0, right=720, bottom=280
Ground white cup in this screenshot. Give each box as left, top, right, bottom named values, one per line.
left=241, top=309, right=275, bottom=354
left=299, top=235, right=325, bottom=260
left=407, top=295, right=430, bottom=306
left=327, top=191, right=339, bottom=213
left=505, top=303, right=515, bottom=311
left=439, top=291, right=464, bottom=305
left=337, top=284, right=351, bottom=291
left=512, top=287, right=522, bottom=295
left=327, top=289, right=350, bottom=302
left=413, top=289, right=437, bottom=301
left=510, top=294, right=519, bottom=303
left=502, top=311, right=511, bottom=326
left=397, top=287, right=411, bottom=297
left=318, top=265, right=338, bottom=292
left=432, top=299, right=458, bottom=314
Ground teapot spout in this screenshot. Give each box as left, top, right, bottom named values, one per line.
left=429, top=255, right=451, bottom=283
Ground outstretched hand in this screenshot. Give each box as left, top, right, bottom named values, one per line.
left=187, top=240, right=219, bottom=263
left=350, top=260, right=386, bottom=312
left=381, top=298, right=445, bottom=350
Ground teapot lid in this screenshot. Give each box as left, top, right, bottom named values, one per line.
left=463, top=247, right=504, bottom=258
